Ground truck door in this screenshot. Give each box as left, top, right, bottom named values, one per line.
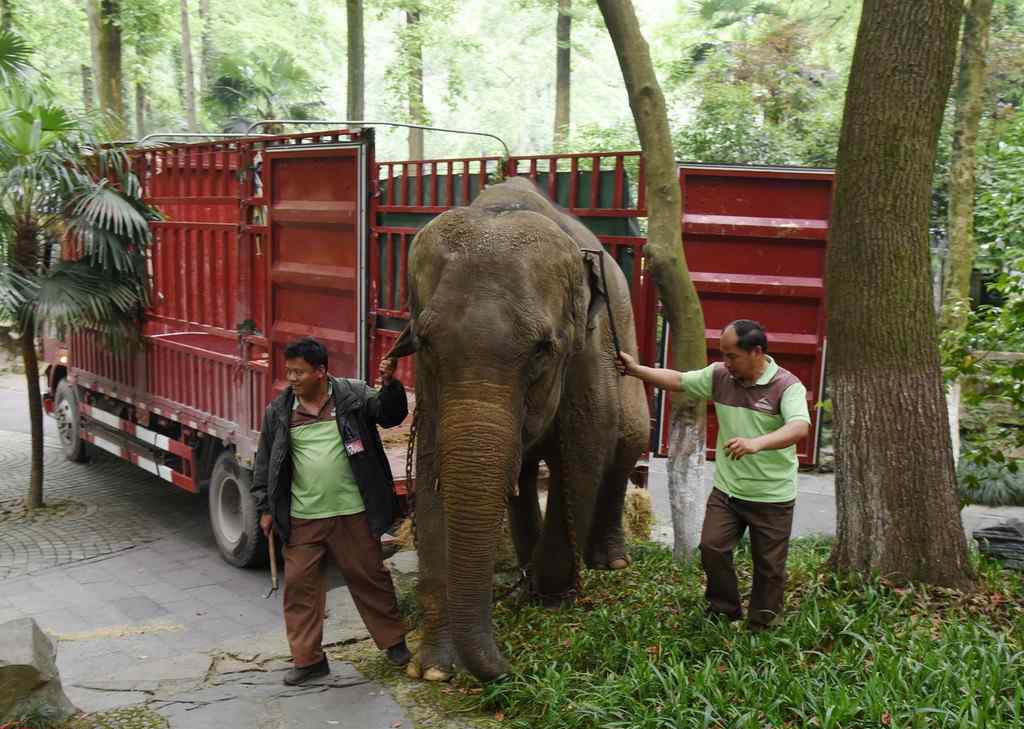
left=262, top=143, right=369, bottom=393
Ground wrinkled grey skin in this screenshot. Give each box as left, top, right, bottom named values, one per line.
left=391, top=177, right=649, bottom=682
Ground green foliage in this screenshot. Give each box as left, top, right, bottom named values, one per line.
left=941, top=249, right=1024, bottom=481
left=0, top=63, right=160, bottom=348
left=456, top=541, right=1024, bottom=729
left=1, top=699, right=67, bottom=729
left=975, top=112, right=1024, bottom=267
left=0, top=29, right=33, bottom=86
left=205, top=47, right=325, bottom=126
left=958, top=457, right=1024, bottom=507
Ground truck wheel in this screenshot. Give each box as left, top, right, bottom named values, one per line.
left=209, top=451, right=266, bottom=568
left=54, top=379, right=88, bottom=463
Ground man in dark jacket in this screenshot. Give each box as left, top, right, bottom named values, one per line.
left=252, top=337, right=410, bottom=685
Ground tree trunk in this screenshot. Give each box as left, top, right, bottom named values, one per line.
left=135, top=82, right=146, bottom=138
left=597, top=0, right=709, bottom=560
left=1, top=0, right=13, bottom=31
left=406, top=9, right=424, bottom=161
left=827, top=0, right=973, bottom=589
left=172, top=44, right=184, bottom=112
left=941, top=0, right=994, bottom=331
left=84, top=0, right=101, bottom=105
left=97, top=0, right=126, bottom=137
left=198, top=0, right=212, bottom=97
left=21, top=329, right=44, bottom=510
left=346, top=0, right=364, bottom=121
left=180, top=0, right=198, bottom=132
left=81, top=65, right=94, bottom=111
left=553, top=0, right=571, bottom=150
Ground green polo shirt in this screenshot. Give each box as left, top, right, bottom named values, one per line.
left=680, top=357, right=810, bottom=502
left=289, top=389, right=365, bottom=519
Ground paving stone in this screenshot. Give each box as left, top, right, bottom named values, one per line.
left=182, top=584, right=249, bottom=607
left=155, top=661, right=405, bottom=729
left=109, top=596, right=172, bottom=622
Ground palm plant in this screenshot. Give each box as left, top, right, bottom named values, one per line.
left=206, top=46, right=326, bottom=126
left=0, top=32, right=160, bottom=509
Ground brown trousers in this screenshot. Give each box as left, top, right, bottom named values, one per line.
left=699, top=487, right=795, bottom=628
left=283, top=512, right=405, bottom=668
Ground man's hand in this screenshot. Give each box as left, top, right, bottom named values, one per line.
left=724, top=436, right=762, bottom=460
left=616, top=351, right=639, bottom=376
left=378, top=357, right=397, bottom=386
left=260, top=513, right=273, bottom=537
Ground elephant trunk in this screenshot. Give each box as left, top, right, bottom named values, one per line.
left=439, top=387, right=520, bottom=682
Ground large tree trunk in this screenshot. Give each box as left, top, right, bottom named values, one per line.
left=346, top=0, right=364, bottom=121
left=941, top=0, right=994, bottom=331
left=198, top=0, right=212, bottom=97
left=180, top=0, right=198, bottom=132
left=406, top=9, right=424, bottom=161
left=553, top=0, right=571, bottom=150
left=135, top=82, right=146, bottom=138
left=597, top=0, right=709, bottom=560
left=84, top=0, right=101, bottom=105
left=827, top=0, right=973, bottom=589
left=97, top=0, right=126, bottom=137
left=81, top=65, right=94, bottom=111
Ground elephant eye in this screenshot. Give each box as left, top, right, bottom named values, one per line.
left=534, top=339, right=555, bottom=357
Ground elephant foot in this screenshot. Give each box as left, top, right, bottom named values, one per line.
left=586, top=537, right=630, bottom=571
left=407, top=632, right=457, bottom=682
left=406, top=661, right=453, bottom=682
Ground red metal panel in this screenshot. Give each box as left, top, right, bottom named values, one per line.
left=657, top=165, right=832, bottom=463
left=263, top=145, right=366, bottom=398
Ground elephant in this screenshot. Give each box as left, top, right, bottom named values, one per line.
left=389, top=176, right=650, bottom=683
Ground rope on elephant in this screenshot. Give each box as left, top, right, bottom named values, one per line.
left=405, top=405, right=420, bottom=544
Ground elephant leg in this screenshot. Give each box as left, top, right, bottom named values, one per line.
left=408, top=416, right=457, bottom=682
left=508, top=460, right=542, bottom=568
left=587, top=383, right=649, bottom=570
left=530, top=445, right=600, bottom=602
left=585, top=448, right=637, bottom=570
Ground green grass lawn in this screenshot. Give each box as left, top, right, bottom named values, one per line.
left=425, top=539, right=1024, bottom=729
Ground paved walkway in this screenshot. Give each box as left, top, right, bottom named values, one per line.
left=0, top=376, right=410, bottom=727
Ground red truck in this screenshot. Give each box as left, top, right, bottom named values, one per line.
left=42, top=125, right=832, bottom=567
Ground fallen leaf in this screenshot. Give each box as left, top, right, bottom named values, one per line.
left=494, top=711, right=505, bottom=721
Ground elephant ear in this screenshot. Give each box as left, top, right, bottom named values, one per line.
left=582, top=250, right=608, bottom=333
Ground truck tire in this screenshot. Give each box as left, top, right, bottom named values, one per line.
left=209, top=451, right=266, bottom=568
left=54, top=379, right=88, bottom=463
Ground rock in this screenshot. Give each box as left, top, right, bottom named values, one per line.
left=973, top=519, right=1024, bottom=571
left=0, top=618, right=76, bottom=723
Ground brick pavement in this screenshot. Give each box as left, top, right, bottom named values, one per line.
left=0, top=430, right=204, bottom=580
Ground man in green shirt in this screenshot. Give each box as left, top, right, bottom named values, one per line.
left=253, top=337, right=410, bottom=685
left=617, top=319, right=811, bottom=629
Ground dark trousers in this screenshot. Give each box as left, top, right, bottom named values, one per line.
left=699, top=487, right=795, bottom=627
left=283, top=513, right=405, bottom=668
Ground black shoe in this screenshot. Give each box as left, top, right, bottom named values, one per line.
left=283, top=657, right=330, bottom=685
left=385, top=639, right=411, bottom=667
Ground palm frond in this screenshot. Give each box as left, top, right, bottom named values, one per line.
left=0, top=30, right=35, bottom=87
left=30, top=259, right=149, bottom=350
left=66, top=182, right=155, bottom=242
left=0, top=265, right=34, bottom=321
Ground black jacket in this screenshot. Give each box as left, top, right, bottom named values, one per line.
left=251, top=376, right=408, bottom=544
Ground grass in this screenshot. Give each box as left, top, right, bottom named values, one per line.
left=426, top=538, right=1024, bottom=729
